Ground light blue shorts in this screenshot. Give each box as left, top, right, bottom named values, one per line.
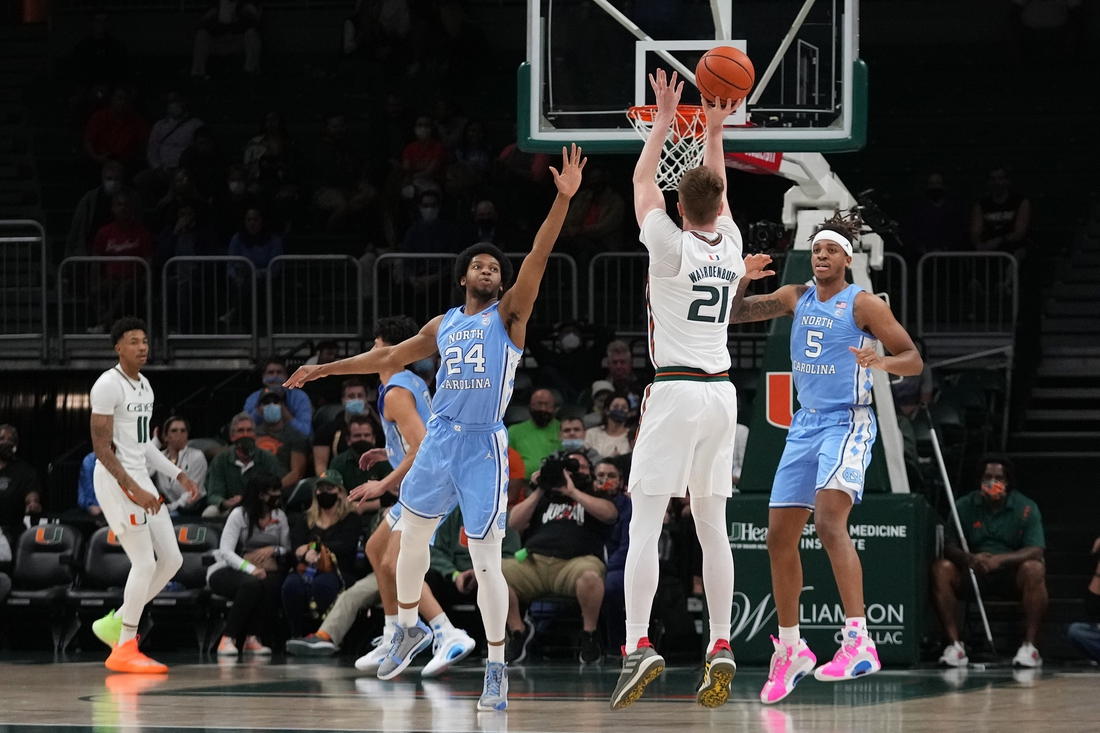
left=770, top=405, right=877, bottom=510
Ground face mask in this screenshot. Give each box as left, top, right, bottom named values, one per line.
left=349, top=439, right=374, bottom=456
left=419, top=206, right=440, bottom=222
left=608, top=409, right=629, bottom=424
left=167, top=103, right=184, bottom=118
left=344, top=399, right=366, bottom=416
left=102, top=179, right=121, bottom=196
left=262, top=403, right=282, bottom=423
left=263, top=375, right=283, bottom=386
left=560, top=438, right=584, bottom=452
left=0, top=443, right=14, bottom=461
left=926, top=187, right=945, bottom=203
left=235, top=436, right=256, bottom=453
left=594, top=477, right=618, bottom=494
left=229, top=181, right=246, bottom=195
left=266, top=495, right=282, bottom=510
left=980, top=479, right=1007, bottom=501
left=315, top=491, right=339, bottom=509
left=559, top=333, right=581, bottom=352
left=530, top=409, right=554, bottom=428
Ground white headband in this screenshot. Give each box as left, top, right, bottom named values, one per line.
left=811, top=229, right=853, bottom=256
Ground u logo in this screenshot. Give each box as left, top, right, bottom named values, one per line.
left=765, top=372, right=794, bottom=429
left=106, top=530, right=120, bottom=545
left=34, top=526, right=64, bottom=545
left=177, top=526, right=207, bottom=545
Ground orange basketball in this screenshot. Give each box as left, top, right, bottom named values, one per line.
left=695, top=46, right=755, bottom=103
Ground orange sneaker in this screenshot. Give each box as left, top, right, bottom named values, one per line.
left=104, top=637, right=168, bottom=674
left=242, top=635, right=271, bottom=655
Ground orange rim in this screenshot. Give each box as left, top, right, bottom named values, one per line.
left=627, top=104, right=706, bottom=139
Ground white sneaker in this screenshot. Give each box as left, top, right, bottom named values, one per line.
left=1013, top=641, right=1042, bottom=668
left=422, top=627, right=476, bottom=678
left=939, top=641, right=968, bottom=667
left=355, top=632, right=393, bottom=672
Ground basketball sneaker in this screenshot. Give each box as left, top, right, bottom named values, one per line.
left=104, top=637, right=168, bottom=674
left=92, top=609, right=123, bottom=649
left=287, top=631, right=337, bottom=657
left=477, top=661, right=509, bottom=711
left=242, top=635, right=271, bottom=655
left=760, top=636, right=816, bottom=704
left=814, top=627, right=880, bottom=682
left=938, top=640, right=968, bottom=667
left=610, top=638, right=665, bottom=710
left=696, top=639, right=737, bottom=708
left=579, top=630, right=602, bottom=664
left=506, top=618, right=535, bottom=664
left=422, top=627, right=476, bottom=678
left=377, top=620, right=433, bottom=680
left=1012, top=641, right=1042, bottom=668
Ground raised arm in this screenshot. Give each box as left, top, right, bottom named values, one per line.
left=701, top=96, right=741, bottom=217
left=850, top=292, right=924, bottom=377
left=285, top=316, right=442, bottom=389
left=729, top=282, right=805, bottom=324
left=498, top=144, right=585, bottom=345
left=632, top=69, right=681, bottom=227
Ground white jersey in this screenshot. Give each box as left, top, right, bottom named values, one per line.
left=90, top=365, right=156, bottom=477
left=640, top=210, right=745, bottom=373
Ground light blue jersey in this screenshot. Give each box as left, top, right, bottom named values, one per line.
left=432, top=302, right=522, bottom=427
left=378, top=370, right=433, bottom=466
left=790, top=283, right=877, bottom=411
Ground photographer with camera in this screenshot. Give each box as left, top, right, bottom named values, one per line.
left=502, top=450, right=619, bottom=663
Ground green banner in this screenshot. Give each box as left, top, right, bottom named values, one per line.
left=739, top=250, right=889, bottom=494
left=726, top=493, right=934, bottom=665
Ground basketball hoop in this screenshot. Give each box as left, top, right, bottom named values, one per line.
left=626, top=105, right=707, bottom=191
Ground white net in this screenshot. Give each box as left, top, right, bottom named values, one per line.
left=627, top=105, right=707, bottom=191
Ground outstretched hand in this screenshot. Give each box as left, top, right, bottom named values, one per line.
left=703, top=95, right=743, bottom=132
left=649, top=69, right=683, bottom=120
left=743, top=254, right=775, bottom=281
left=550, top=143, right=586, bottom=198
left=284, top=364, right=324, bottom=390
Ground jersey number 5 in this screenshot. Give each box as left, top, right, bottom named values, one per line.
left=444, top=343, right=486, bottom=374
left=804, top=330, right=824, bottom=359
left=687, top=285, right=731, bottom=323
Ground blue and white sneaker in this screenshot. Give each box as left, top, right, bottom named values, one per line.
left=422, top=627, right=476, bottom=678
left=477, top=661, right=509, bottom=711
left=377, top=620, right=433, bottom=680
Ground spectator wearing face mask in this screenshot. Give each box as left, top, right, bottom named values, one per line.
left=508, top=389, right=562, bottom=478
left=326, top=413, right=392, bottom=516
left=401, top=115, right=447, bottom=188
left=584, top=394, right=632, bottom=459
left=244, top=357, right=313, bottom=437
left=254, top=388, right=309, bottom=490
left=135, top=91, right=204, bottom=199
left=0, top=425, right=43, bottom=537
left=209, top=472, right=290, bottom=656
left=603, top=339, right=645, bottom=416
left=313, top=378, right=373, bottom=475
left=528, top=322, right=603, bottom=405
left=152, top=416, right=208, bottom=514
left=584, top=379, right=615, bottom=429
left=203, top=413, right=283, bottom=518
left=66, top=160, right=127, bottom=258
left=282, top=470, right=362, bottom=638
left=461, top=198, right=511, bottom=249
left=559, top=416, right=599, bottom=467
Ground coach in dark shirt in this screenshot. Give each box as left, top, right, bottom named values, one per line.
left=0, top=425, right=43, bottom=536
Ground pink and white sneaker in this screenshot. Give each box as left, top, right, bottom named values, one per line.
left=760, top=636, right=817, bottom=704
left=814, top=626, right=881, bottom=682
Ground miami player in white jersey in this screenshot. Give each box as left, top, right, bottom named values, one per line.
left=88, top=318, right=200, bottom=673
left=726, top=211, right=923, bottom=703
left=611, top=69, right=774, bottom=711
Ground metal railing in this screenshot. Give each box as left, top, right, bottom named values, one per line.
left=58, top=256, right=152, bottom=360
left=373, top=253, right=459, bottom=326
left=267, top=255, right=362, bottom=340
left=588, top=253, right=649, bottom=335
left=162, top=256, right=258, bottom=360
left=0, top=220, right=47, bottom=360
left=870, top=252, right=909, bottom=329
left=503, top=252, right=579, bottom=326
left=917, top=252, right=1018, bottom=338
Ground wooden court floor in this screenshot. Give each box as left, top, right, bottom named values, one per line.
left=1, top=653, right=1098, bottom=733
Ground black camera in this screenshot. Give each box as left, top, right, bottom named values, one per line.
left=536, top=454, right=593, bottom=497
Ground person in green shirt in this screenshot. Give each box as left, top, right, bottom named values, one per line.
left=932, top=454, right=1047, bottom=668
left=507, top=388, right=561, bottom=477
left=327, top=413, right=392, bottom=517
left=202, top=412, right=284, bottom=518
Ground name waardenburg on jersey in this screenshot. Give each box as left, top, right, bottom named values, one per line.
left=688, top=266, right=739, bottom=284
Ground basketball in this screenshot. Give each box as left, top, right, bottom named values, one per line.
left=695, top=46, right=755, bottom=103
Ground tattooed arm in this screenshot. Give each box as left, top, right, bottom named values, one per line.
left=90, top=414, right=162, bottom=513
left=729, top=283, right=808, bottom=324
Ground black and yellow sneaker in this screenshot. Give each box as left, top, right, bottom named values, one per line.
left=610, top=637, right=665, bottom=710
left=696, top=639, right=737, bottom=708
